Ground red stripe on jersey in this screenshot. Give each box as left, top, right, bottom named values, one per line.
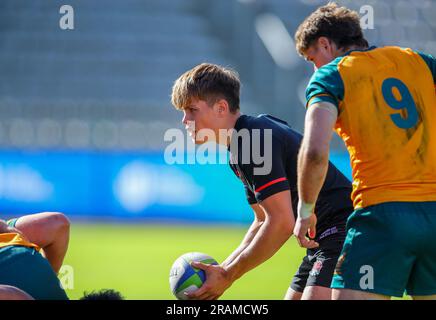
left=255, top=177, right=287, bottom=193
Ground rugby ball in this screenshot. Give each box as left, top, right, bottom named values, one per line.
left=169, top=252, right=218, bottom=300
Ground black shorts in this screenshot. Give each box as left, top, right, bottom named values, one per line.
left=290, top=227, right=346, bottom=293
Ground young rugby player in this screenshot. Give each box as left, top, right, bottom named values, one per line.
left=170, top=63, right=354, bottom=300
left=295, top=2, right=436, bottom=300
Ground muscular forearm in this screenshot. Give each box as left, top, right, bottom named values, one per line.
left=221, top=219, right=263, bottom=268
left=224, top=217, right=292, bottom=282
left=297, top=144, right=329, bottom=206
left=298, top=101, right=337, bottom=207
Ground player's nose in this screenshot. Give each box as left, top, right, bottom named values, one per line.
left=182, top=112, right=188, bottom=125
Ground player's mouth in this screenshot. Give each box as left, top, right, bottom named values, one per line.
left=186, top=124, right=196, bottom=137
left=187, top=129, right=197, bottom=138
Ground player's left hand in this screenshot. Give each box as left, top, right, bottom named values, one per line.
left=185, top=262, right=233, bottom=300
left=293, top=214, right=319, bottom=249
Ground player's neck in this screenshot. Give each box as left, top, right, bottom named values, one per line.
left=221, top=112, right=241, bottom=147
left=339, top=45, right=369, bottom=56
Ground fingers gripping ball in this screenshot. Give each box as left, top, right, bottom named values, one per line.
left=169, top=252, right=218, bottom=300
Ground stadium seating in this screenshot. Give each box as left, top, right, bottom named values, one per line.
left=0, top=0, right=230, bottom=149
left=0, top=0, right=434, bottom=151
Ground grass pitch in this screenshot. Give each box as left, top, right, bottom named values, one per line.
left=63, top=223, right=305, bottom=300
left=64, top=223, right=408, bottom=300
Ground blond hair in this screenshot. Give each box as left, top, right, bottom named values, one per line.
left=171, top=63, right=240, bottom=113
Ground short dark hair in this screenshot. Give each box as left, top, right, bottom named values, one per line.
left=171, top=63, right=241, bottom=113
left=295, top=2, right=368, bottom=55
left=80, top=289, right=124, bottom=300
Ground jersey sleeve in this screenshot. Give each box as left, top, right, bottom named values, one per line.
left=417, top=51, right=436, bottom=84
left=239, top=136, right=291, bottom=203
left=229, top=163, right=257, bottom=205
left=305, top=57, right=345, bottom=110
left=244, top=185, right=257, bottom=205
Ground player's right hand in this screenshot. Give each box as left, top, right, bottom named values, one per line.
left=293, top=214, right=319, bottom=249
left=185, top=262, right=233, bottom=300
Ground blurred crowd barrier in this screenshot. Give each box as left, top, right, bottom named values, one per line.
left=2, top=0, right=434, bottom=152
left=0, top=150, right=351, bottom=222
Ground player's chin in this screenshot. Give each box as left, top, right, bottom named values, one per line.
left=194, top=139, right=208, bottom=145
left=188, top=131, right=199, bottom=144
left=193, top=135, right=210, bottom=145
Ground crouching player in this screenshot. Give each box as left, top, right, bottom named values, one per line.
left=0, top=213, right=123, bottom=300
left=170, top=63, right=354, bottom=300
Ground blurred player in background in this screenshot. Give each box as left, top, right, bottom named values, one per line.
left=170, top=63, right=354, bottom=300
left=0, top=214, right=123, bottom=300
left=295, top=2, right=436, bottom=300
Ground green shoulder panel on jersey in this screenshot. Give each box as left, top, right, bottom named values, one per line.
left=417, top=51, right=436, bottom=83
left=305, top=56, right=345, bottom=111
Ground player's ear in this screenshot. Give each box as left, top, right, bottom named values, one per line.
left=318, top=37, right=338, bottom=58
left=214, top=99, right=229, bottom=117
left=317, top=37, right=331, bottom=51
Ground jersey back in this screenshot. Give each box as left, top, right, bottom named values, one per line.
left=306, top=46, right=436, bottom=208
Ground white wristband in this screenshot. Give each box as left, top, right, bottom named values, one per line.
left=298, top=201, right=315, bottom=219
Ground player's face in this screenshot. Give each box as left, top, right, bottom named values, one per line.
left=304, top=38, right=338, bottom=70
left=182, top=99, right=219, bottom=145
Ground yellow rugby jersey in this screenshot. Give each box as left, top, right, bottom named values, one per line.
left=0, top=233, right=40, bottom=250
left=306, top=46, right=436, bottom=209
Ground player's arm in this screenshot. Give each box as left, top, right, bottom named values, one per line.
left=187, top=134, right=295, bottom=300
left=187, top=191, right=294, bottom=300
left=224, top=190, right=294, bottom=279
left=221, top=204, right=265, bottom=268
left=10, top=212, right=70, bottom=274
left=295, top=101, right=337, bottom=247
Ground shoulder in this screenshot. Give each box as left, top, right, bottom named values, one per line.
left=306, top=57, right=345, bottom=109
left=311, top=56, right=343, bottom=80
left=307, top=57, right=344, bottom=93
left=414, top=50, right=436, bottom=79
left=241, top=114, right=297, bottom=133
left=237, top=114, right=281, bottom=130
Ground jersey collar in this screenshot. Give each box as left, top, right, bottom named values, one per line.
left=343, top=45, right=377, bottom=57
left=228, top=114, right=248, bottom=152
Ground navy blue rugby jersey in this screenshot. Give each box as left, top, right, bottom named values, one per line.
left=228, top=114, right=353, bottom=235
